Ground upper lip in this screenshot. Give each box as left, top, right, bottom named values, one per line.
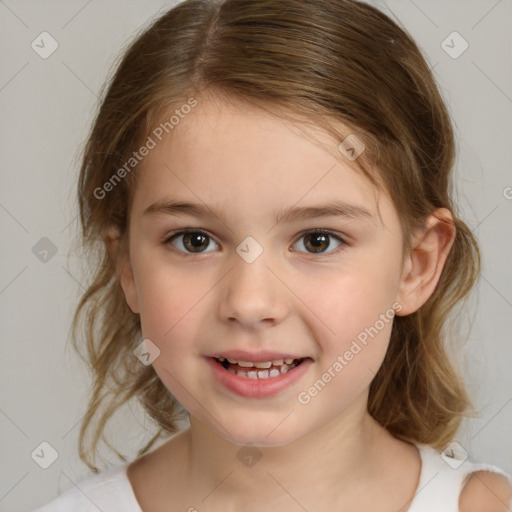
left=206, top=350, right=308, bottom=362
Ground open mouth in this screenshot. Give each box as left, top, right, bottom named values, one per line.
left=213, top=357, right=305, bottom=379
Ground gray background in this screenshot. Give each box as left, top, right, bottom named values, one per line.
left=0, top=1, right=511, bottom=510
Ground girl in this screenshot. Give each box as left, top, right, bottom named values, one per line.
left=34, top=0, right=511, bottom=510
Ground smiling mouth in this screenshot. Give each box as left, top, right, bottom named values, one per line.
left=213, top=357, right=306, bottom=379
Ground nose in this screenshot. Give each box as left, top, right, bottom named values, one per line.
left=217, top=254, right=290, bottom=330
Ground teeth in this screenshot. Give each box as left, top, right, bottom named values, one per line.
left=216, top=356, right=303, bottom=379
left=218, top=357, right=296, bottom=367
left=235, top=368, right=278, bottom=379
left=232, top=362, right=301, bottom=379
left=254, top=361, right=272, bottom=369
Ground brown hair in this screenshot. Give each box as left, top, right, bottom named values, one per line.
left=72, top=0, right=479, bottom=472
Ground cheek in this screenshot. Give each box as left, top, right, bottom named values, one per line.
left=300, top=255, right=400, bottom=381
left=134, top=264, right=207, bottom=401
left=295, top=272, right=396, bottom=416
left=310, top=263, right=398, bottom=339
left=133, top=255, right=211, bottom=344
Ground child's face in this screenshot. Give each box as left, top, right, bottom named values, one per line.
left=120, top=96, right=408, bottom=446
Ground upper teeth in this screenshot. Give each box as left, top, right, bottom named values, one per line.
left=220, top=357, right=295, bottom=367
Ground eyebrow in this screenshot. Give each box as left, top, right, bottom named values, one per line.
left=142, top=198, right=374, bottom=225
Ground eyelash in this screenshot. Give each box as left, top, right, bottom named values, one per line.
left=161, top=228, right=348, bottom=256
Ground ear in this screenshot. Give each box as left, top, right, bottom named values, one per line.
left=103, top=225, right=140, bottom=314
left=395, top=208, right=456, bottom=316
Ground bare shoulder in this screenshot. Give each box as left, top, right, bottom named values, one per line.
left=459, top=471, right=512, bottom=512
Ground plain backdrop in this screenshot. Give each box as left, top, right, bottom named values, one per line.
left=0, top=0, right=511, bottom=510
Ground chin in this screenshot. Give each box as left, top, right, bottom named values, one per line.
left=206, top=412, right=302, bottom=448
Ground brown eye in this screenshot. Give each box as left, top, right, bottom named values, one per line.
left=164, top=230, right=219, bottom=254
left=304, top=233, right=330, bottom=253
left=292, top=230, right=345, bottom=254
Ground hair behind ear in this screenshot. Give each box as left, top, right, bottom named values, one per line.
left=368, top=215, right=480, bottom=448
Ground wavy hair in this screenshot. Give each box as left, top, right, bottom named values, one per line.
left=72, top=0, right=479, bottom=471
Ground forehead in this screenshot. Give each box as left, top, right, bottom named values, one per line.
left=131, top=98, right=395, bottom=230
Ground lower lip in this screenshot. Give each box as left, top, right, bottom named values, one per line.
left=206, top=357, right=312, bottom=398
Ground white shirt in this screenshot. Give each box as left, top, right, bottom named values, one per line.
left=32, top=443, right=510, bottom=511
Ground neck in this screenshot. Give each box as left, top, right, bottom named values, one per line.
left=179, top=396, right=390, bottom=509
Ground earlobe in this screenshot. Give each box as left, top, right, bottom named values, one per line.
left=395, top=208, right=456, bottom=316
left=103, top=225, right=140, bottom=314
